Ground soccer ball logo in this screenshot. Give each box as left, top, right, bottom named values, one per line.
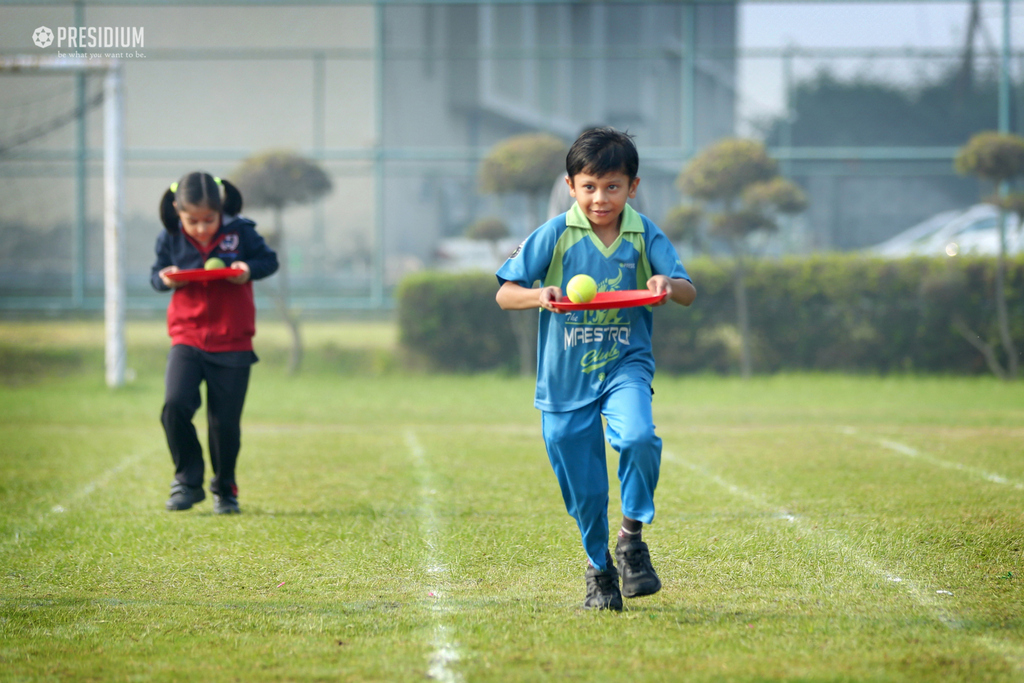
left=32, top=26, right=54, bottom=49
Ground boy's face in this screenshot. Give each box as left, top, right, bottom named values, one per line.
left=567, top=169, right=639, bottom=232
left=176, top=201, right=220, bottom=246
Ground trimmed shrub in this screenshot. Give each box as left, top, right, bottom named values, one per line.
left=396, top=271, right=518, bottom=372
left=398, top=255, right=1024, bottom=375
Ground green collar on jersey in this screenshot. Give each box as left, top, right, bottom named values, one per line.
left=566, top=202, right=643, bottom=234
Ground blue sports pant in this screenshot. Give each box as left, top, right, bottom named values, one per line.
left=541, top=381, right=662, bottom=571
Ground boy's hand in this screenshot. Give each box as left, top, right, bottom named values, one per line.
left=159, top=265, right=187, bottom=289
left=646, top=275, right=672, bottom=306
left=539, top=286, right=568, bottom=314
left=226, top=261, right=251, bottom=284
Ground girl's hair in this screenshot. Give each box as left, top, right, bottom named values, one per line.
left=565, top=126, right=639, bottom=182
left=159, top=171, right=243, bottom=231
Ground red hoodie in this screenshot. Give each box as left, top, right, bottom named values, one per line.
left=151, top=215, right=279, bottom=352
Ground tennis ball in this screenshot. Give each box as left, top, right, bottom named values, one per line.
left=566, top=274, right=597, bottom=304
left=204, top=257, right=226, bottom=270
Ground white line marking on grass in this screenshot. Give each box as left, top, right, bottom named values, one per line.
left=840, top=427, right=1024, bottom=490
left=4, top=450, right=147, bottom=548
left=405, top=430, right=463, bottom=683
left=661, top=451, right=1024, bottom=668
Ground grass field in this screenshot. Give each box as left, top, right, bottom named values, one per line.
left=1, top=320, right=1023, bottom=681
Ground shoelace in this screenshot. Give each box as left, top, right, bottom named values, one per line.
left=620, top=544, right=652, bottom=573
left=589, top=570, right=618, bottom=592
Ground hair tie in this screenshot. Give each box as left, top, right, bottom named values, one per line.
left=170, top=181, right=178, bottom=193
left=213, top=176, right=223, bottom=187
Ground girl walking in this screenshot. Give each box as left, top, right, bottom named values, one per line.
left=151, top=171, right=278, bottom=513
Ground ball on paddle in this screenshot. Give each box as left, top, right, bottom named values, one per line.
left=566, top=274, right=597, bottom=304
left=205, top=257, right=226, bottom=270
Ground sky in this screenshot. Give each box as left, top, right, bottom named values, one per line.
left=736, top=1, right=1024, bottom=133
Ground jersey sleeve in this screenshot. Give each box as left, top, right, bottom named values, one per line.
left=495, top=219, right=560, bottom=288
left=646, top=222, right=691, bottom=282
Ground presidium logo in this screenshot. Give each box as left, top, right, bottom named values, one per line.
left=32, top=26, right=53, bottom=48
left=32, top=25, right=144, bottom=50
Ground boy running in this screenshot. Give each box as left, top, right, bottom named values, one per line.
left=496, top=127, right=696, bottom=610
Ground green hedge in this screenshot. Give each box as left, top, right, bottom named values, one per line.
left=397, top=271, right=519, bottom=372
left=397, top=255, right=1024, bottom=375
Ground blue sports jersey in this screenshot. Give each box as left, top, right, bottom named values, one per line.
left=497, top=203, right=690, bottom=412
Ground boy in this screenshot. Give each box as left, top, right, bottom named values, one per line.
left=495, top=127, right=696, bottom=611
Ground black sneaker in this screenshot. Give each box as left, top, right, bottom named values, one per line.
left=584, top=555, right=623, bottom=611
left=212, top=492, right=240, bottom=515
left=166, top=482, right=205, bottom=511
left=616, top=535, right=662, bottom=598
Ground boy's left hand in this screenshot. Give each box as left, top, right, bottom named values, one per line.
left=226, top=261, right=251, bottom=284
left=646, top=275, right=672, bottom=306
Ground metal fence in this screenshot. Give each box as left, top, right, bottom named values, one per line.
left=0, top=0, right=1020, bottom=313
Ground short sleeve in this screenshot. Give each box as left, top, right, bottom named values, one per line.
left=646, top=223, right=691, bottom=283
left=495, top=219, right=561, bottom=288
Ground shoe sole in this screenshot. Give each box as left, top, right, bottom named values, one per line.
left=584, top=601, right=623, bottom=611
left=165, top=491, right=205, bottom=511
left=622, top=580, right=661, bottom=598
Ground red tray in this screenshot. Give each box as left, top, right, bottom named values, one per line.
left=165, top=267, right=238, bottom=283
left=556, top=290, right=666, bottom=311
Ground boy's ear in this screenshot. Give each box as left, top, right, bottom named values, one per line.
left=628, top=177, right=640, bottom=199
left=565, top=175, right=576, bottom=197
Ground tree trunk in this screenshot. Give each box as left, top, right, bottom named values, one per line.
left=272, top=207, right=303, bottom=375
left=733, top=249, right=753, bottom=379
left=952, top=315, right=1006, bottom=380
left=994, top=206, right=1018, bottom=380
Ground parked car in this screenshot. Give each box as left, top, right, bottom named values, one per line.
left=871, top=204, right=1023, bottom=257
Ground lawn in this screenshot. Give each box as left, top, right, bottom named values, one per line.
left=0, top=320, right=1022, bottom=681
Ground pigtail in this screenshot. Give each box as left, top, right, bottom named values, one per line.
left=162, top=171, right=236, bottom=227
left=220, top=178, right=243, bottom=216
left=159, top=187, right=180, bottom=231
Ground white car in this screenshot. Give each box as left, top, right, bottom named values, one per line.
left=872, top=204, right=1023, bottom=257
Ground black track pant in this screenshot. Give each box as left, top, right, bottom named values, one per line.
left=161, top=344, right=251, bottom=496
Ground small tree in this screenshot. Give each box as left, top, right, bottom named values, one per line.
left=479, top=133, right=567, bottom=376
left=661, top=203, right=705, bottom=253
left=954, top=131, right=1024, bottom=380
left=232, top=151, right=332, bottom=375
left=465, top=216, right=510, bottom=243
left=465, top=216, right=510, bottom=265
left=479, top=133, right=567, bottom=230
left=677, top=138, right=807, bottom=378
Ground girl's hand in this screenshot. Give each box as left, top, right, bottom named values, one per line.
left=226, top=261, right=251, bottom=284
left=647, top=275, right=672, bottom=306
left=159, top=265, right=187, bottom=289
left=539, top=286, right=567, bottom=314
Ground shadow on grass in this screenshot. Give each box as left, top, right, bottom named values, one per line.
left=0, top=345, right=85, bottom=386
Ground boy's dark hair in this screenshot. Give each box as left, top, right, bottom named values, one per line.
left=159, top=171, right=243, bottom=231
left=565, top=126, right=639, bottom=182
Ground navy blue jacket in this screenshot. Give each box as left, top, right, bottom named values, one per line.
left=151, top=215, right=278, bottom=352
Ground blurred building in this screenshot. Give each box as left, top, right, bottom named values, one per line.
left=380, top=2, right=737, bottom=262
left=0, top=1, right=736, bottom=308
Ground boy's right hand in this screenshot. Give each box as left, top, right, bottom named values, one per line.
left=539, top=286, right=567, bottom=314
left=159, top=265, right=187, bottom=288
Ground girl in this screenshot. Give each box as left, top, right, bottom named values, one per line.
left=151, top=171, right=278, bottom=514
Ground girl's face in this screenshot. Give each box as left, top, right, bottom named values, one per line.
left=176, top=201, right=220, bottom=246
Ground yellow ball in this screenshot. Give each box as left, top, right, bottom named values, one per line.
left=205, top=257, right=226, bottom=270
left=566, top=274, right=597, bottom=304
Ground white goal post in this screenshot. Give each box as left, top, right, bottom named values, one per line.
left=0, top=56, right=126, bottom=388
